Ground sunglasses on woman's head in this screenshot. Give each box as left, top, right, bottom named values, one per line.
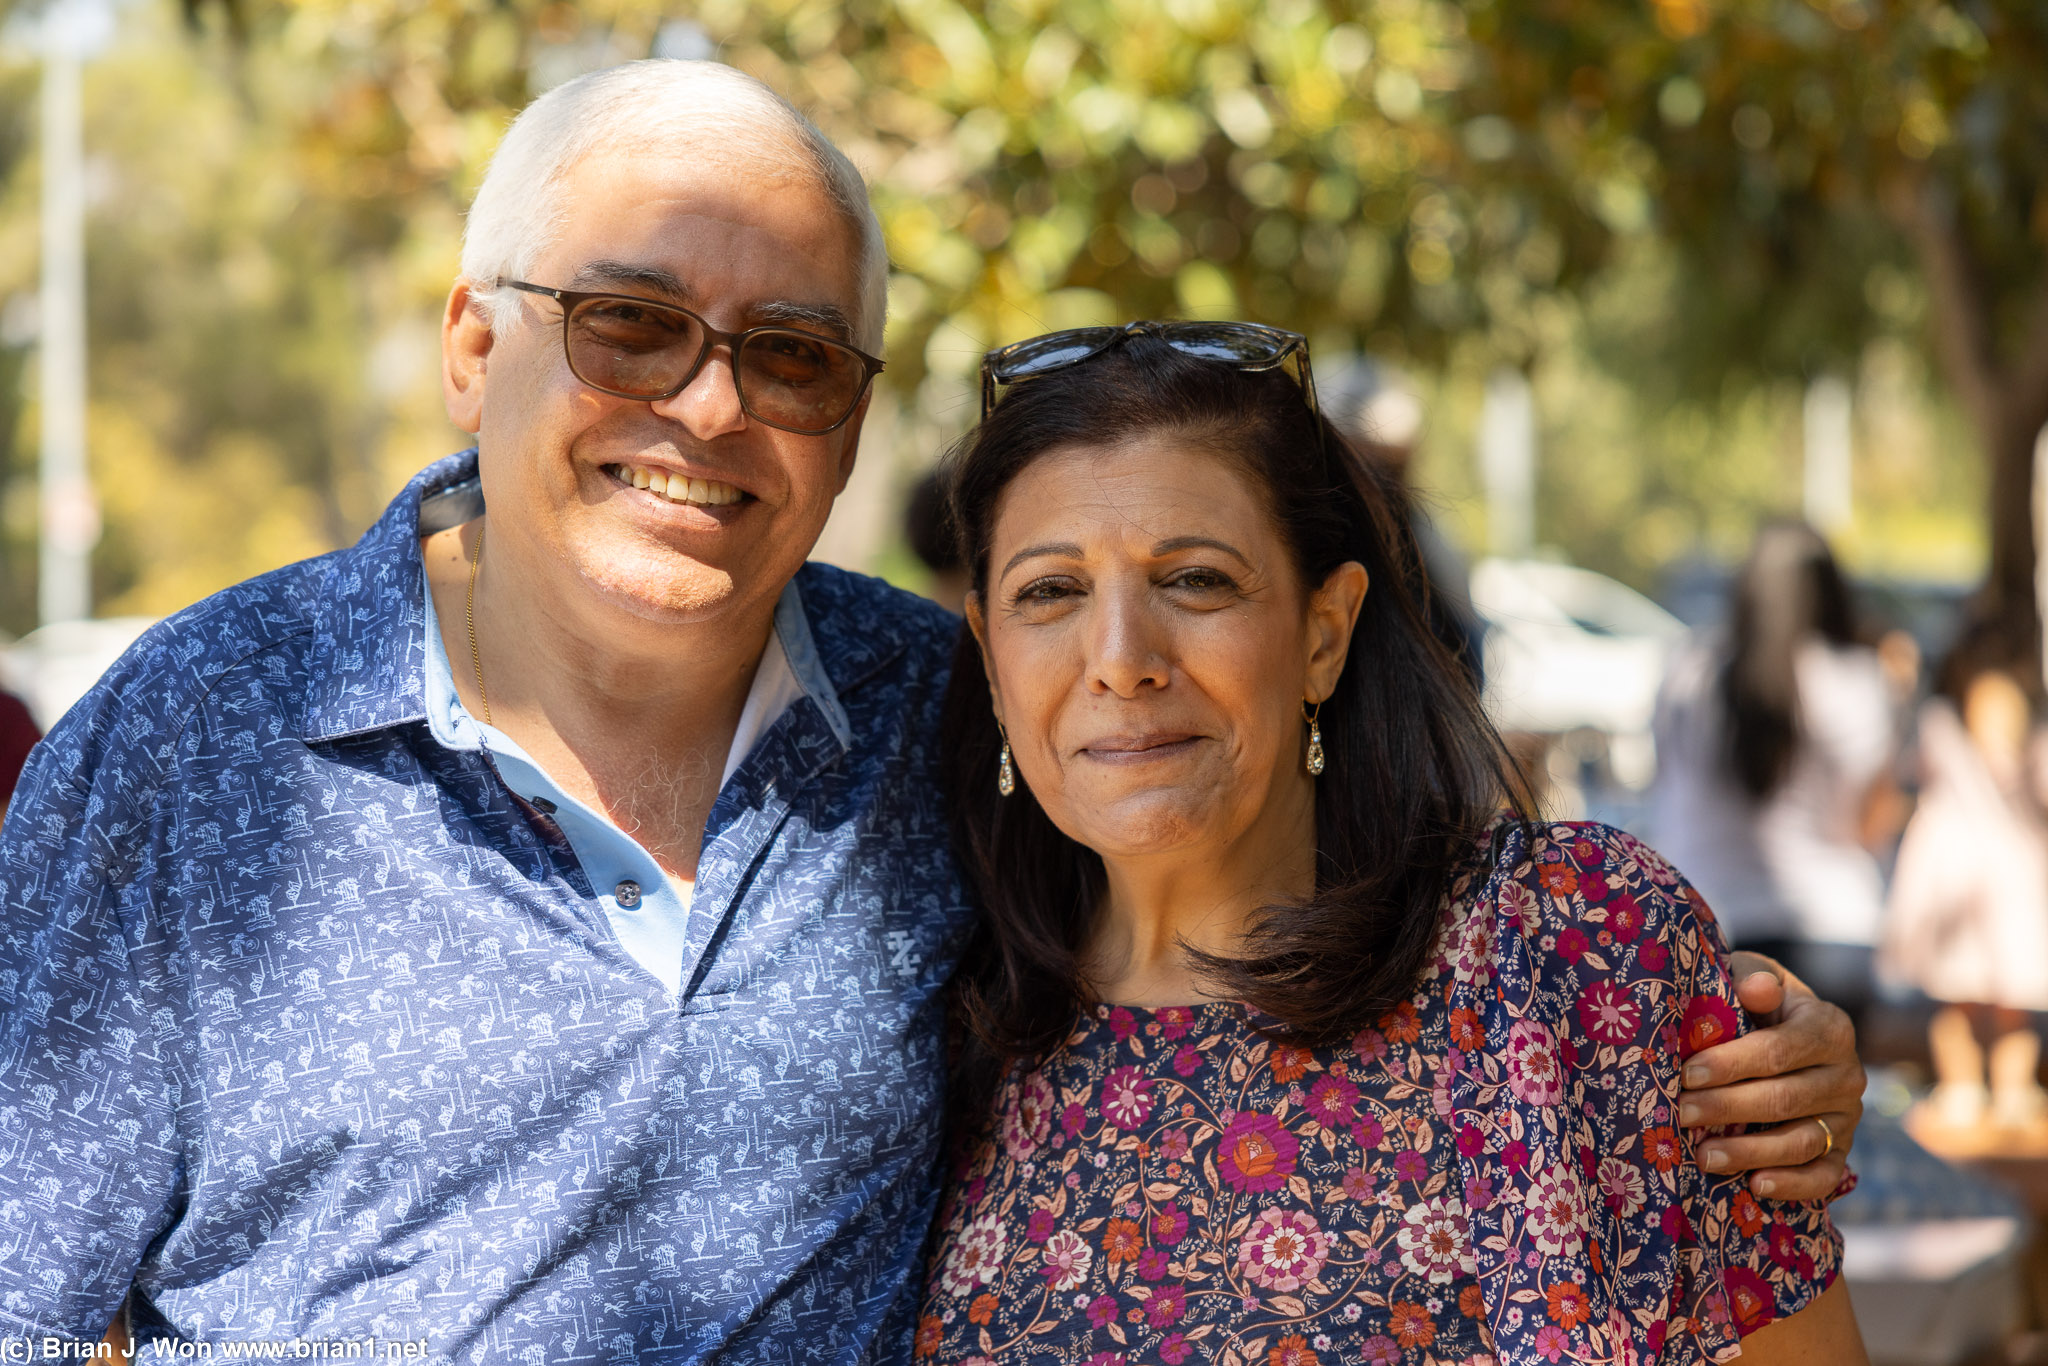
left=978, top=321, right=1321, bottom=427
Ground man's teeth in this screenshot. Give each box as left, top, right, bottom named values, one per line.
left=611, top=464, right=745, bottom=506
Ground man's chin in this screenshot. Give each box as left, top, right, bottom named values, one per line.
left=574, top=558, right=756, bottom=628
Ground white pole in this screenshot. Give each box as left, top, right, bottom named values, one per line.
left=38, top=0, right=98, bottom=626
left=1480, top=366, right=1535, bottom=558
left=1802, top=374, right=1853, bottom=534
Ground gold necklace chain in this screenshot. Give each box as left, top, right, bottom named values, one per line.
left=465, top=521, right=492, bottom=727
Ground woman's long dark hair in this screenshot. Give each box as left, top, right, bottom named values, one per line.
left=1719, top=520, right=1858, bottom=800
left=938, top=338, right=1524, bottom=1105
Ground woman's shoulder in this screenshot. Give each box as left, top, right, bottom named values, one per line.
left=1440, top=815, right=1734, bottom=1029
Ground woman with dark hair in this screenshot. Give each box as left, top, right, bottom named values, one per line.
left=915, top=326, right=1865, bottom=1363
left=1652, top=522, right=1895, bottom=1029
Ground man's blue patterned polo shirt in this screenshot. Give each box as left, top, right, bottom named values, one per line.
left=0, top=451, right=975, bottom=1363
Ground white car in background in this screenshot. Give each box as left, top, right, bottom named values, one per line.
left=1468, top=557, right=1685, bottom=792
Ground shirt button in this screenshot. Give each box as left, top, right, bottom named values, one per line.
left=614, top=879, right=642, bottom=909
left=531, top=796, right=558, bottom=815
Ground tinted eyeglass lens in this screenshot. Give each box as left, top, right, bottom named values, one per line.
left=567, top=296, right=706, bottom=399
left=567, top=297, right=867, bottom=432
left=737, top=330, right=868, bottom=433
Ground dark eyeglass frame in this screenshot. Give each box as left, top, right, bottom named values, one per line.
left=495, top=278, right=886, bottom=435
left=979, top=320, right=1321, bottom=437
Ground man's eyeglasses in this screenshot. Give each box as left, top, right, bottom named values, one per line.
left=495, top=279, right=885, bottom=435
left=979, top=320, right=1320, bottom=427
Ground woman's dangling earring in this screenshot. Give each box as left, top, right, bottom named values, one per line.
left=997, top=724, right=1017, bottom=796
left=1303, top=700, right=1325, bottom=776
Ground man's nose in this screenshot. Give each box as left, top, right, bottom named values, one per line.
left=1087, top=587, right=1170, bottom=698
left=649, top=345, right=748, bottom=439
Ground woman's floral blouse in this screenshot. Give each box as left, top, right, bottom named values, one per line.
left=918, top=820, right=1845, bottom=1365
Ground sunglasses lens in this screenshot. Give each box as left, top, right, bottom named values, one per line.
left=737, top=331, right=872, bottom=433
left=990, top=328, right=1122, bottom=380
left=566, top=296, right=705, bottom=399
left=1162, top=324, right=1294, bottom=364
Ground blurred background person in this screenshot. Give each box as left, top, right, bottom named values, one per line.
left=0, top=685, right=38, bottom=823
left=1652, top=520, right=1897, bottom=1030
left=902, top=468, right=967, bottom=615
left=1881, top=627, right=2048, bottom=1132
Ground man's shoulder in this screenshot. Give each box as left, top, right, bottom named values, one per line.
left=795, top=561, right=961, bottom=681
left=53, top=552, right=345, bottom=755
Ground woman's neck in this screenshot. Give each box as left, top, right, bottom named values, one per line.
left=1084, top=810, right=1317, bottom=1008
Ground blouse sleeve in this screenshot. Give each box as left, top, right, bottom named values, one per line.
left=1440, top=819, right=1844, bottom=1364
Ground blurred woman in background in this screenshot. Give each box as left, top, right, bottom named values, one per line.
left=1652, top=521, right=1897, bottom=1030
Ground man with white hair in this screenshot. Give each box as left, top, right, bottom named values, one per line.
left=0, top=59, right=1864, bottom=1361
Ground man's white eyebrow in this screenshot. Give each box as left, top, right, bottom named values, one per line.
left=748, top=300, right=856, bottom=343
left=1000, top=542, right=1084, bottom=580
left=1152, top=535, right=1252, bottom=568
left=569, top=261, right=692, bottom=300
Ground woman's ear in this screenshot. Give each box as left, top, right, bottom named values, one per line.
left=1304, top=561, right=1369, bottom=703
left=964, top=590, right=1004, bottom=726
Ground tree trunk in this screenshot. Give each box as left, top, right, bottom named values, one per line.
left=1980, top=407, right=2042, bottom=683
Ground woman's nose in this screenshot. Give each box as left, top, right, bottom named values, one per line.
left=1086, top=588, right=1170, bottom=697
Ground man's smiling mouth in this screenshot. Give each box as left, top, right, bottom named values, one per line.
left=606, top=462, right=748, bottom=508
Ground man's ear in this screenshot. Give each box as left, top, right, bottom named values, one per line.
left=442, top=279, right=495, bottom=436
left=830, top=390, right=873, bottom=494
left=1305, top=560, right=1369, bottom=703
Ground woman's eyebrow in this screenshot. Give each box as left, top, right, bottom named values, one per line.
left=1000, top=542, right=1083, bottom=579
left=1152, top=535, right=1252, bottom=568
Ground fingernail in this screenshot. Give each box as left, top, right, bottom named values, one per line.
left=1679, top=1103, right=1701, bottom=1126
left=1756, top=1178, right=1776, bottom=1197
left=1684, top=1066, right=1708, bottom=1088
left=1702, top=1146, right=1727, bottom=1171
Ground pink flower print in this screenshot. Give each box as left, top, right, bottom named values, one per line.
left=1576, top=980, right=1641, bottom=1046
left=1027, top=1208, right=1056, bottom=1242
left=1136, top=1247, right=1169, bottom=1280
left=1351, top=1027, right=1389, bottom=1063
left=1556, top=926, right=1590, bottom=962
left=1061, top=1101, right=1087, bottom=1137
left=1597, top=1155, right=1647, bottom=1218
left=1305, top=1073, right=1360, bottom=1126
left=1109, top=1007, right=1137, bottom=1040
left=1464, top=1176, right=1494, bottom=1211
left=1145, top=1282, right=1187, bottom=1328
left=1158, top=1006, right=1193, bottom=1040
left=1361, top=1335, right=1402, bottom=1366
left=1351, top=1112, right=1385, bottom=1149
left=1503, top=1138, right=1530, bottom=1170
left=1456, top=1123, right=1484, bottom=1156
left=1608, top=893, right=1644, bottom=942
left=1158, top=1334, right=1191, bottom=1365
left=1504, top=1019, right=1563, bottom=1107
left=1042, top=1228, right=1093, bottom=1291
left=939, top=1212, right=1008, bottom=1297
left=1002, top=1072, right=1054, bottom=1160
left=1101, top=1065, right=1154, bottom=1129
left=1341, top=1167, right=1376, bottom=1201
left=1086, top=1294, right=1118, bottom=1328
left=1155, top=1127, right=1191, bottom=1162
left=1639, top=937, right=1669, bottom=972
left=1447, top=910, right=1494, bottom=983
left=1084, top=1354, right=1124, bottom=1366
left=1234, top=1207, right=1332, bottom=1292
left=1172, top=1045, right=1203, bottom=1077
left=1532, top=1324, right=1567, bottom=1362
left=1396, top=1193, right=1477, bottom=1284
left=1152, top=1202, right=1189, bottom=1244
left=1392, top=1148, right=1427, bottom=1183
left=1217, top=1113, right=1299, bottom=1193
left=1524, top=1163, right=1587, bottom=1256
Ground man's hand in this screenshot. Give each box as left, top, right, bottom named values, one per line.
left=1678, top=950, right=1863, bottom=1201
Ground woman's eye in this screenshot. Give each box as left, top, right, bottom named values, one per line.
left=1168, top=569, right=1235, bottom=592
left=1012, top=577, right=1079, bottom=605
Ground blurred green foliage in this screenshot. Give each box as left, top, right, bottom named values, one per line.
left=0, top=0, right=2035, bottom=634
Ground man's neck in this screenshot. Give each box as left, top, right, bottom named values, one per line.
left=421, top=522, right=778, bottom=879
